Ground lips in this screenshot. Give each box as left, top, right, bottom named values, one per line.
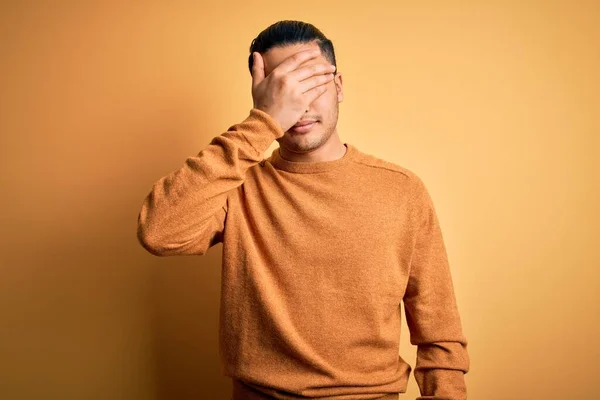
left=290, top=120, right=317, bottom=133
left=294, top=120, right=317, bottom=127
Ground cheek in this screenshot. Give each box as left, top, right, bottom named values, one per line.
left=315, top=85, right=336, bottom=106
left=320, top=94, right=338, bottom=116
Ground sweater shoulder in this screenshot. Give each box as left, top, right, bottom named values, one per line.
left=351, top=147, right=421, bottom=183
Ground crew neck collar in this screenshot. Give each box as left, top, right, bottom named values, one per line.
left=269, top=143, right=356, bottom=174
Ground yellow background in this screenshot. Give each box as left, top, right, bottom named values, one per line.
left=1, top=1, right=598, bottom=399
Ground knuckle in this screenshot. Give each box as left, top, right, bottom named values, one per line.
left=293, top=52, right=304, bottom=63
left=279, top=74, right=290, bottom=86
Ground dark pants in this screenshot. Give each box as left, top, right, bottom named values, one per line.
left=231, top=379, right=400, bottom=400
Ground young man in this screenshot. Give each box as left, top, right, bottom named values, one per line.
left=137, top=20, right=470, bottom=400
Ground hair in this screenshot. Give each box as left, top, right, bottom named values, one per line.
left=248, top=20, right=337, bottom=76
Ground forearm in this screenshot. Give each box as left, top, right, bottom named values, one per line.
left=403, top=175, right=470, bottom=399
left=137, top=108, right=283, bottom=256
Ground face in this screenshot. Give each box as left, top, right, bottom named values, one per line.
left=261, top=41, right=344, bottom=154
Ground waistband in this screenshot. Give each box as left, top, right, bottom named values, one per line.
left=231, top=379, right=400, bottom=400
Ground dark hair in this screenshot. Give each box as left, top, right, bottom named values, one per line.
left=248, top=20, right=337, bottom=76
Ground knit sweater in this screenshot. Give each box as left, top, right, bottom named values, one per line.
left=136, top=108, right=470, bottom=400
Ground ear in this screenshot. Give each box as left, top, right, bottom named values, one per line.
left=334, top=73, right=343, bottom=103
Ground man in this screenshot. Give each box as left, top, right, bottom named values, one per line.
left=137, top=20, right=470, bottom=400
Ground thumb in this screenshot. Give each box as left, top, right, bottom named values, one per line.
left=251, top=52, right=264, bottom=87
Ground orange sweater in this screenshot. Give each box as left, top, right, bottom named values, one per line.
left=137, top=108, right=470, bottom=399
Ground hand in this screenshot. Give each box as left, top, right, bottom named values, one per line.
left=251, top=48, right=336, bottom=133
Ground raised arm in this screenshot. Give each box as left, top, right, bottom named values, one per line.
left=136, top=108, right=283, bottom=256
left=403, top=177, right=470, bottom=400
left=137, top=47, right=337, bottom=257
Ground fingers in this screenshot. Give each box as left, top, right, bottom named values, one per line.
left=304, top=81, right=330, bottom=104
left=251, top=52, right=264, bottom=88
left=299, top=72, right=335, bottom=94
left=292, top=61, right=336, bottom=84
left=274, top=48, right=322, bottom=76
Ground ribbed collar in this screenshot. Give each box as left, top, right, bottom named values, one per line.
left=269, top=143, right=356, bottom=174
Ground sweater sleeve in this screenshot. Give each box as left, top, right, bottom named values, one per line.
left=403, top=177, right=470, bottom=400
left=137, top=108, right=284, bottom=256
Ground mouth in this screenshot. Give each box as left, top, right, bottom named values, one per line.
left=289, top=121, right=318, bottom=134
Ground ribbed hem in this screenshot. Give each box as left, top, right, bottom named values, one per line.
left=231, top=379, right=400, bottom=400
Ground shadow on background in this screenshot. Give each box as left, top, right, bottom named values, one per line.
left=1, top=74, right=233, bottom=397
left=148, top=244, right=231, bottom=399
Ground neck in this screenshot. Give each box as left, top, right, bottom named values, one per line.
left=278, top=133, right=347, bottom=163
